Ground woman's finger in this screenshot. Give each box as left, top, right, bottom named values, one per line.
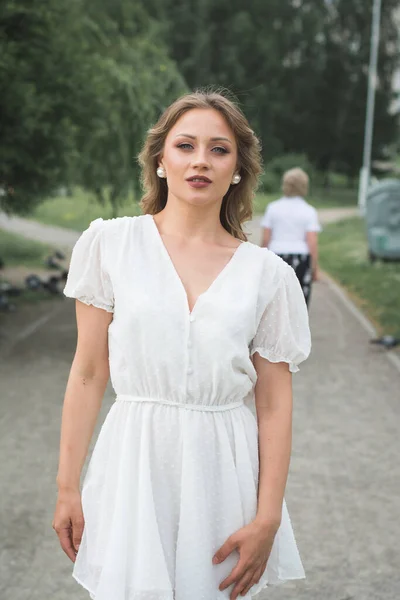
left=240, top=573, right=259, bottom=596
left=72, top=514, right=85, bottom=553
left=246, top=563, right=267, bottom=594
left=58, top=526, right=76, bottom=562
left=240, top=564, right=265, bottom=596
left=213, top=534, right=239, bottom=565
left=230, top=571, right=255, bottom=600
left=219, top=560, right=248, bottom=592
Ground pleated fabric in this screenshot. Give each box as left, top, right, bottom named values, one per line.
left=73, top=398, right=305, bottom=600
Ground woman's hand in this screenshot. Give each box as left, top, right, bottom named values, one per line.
left=52, top=488, right=84, bottom=562
left=212, top=517, right=280, bottom=599
left=312, top=267, right=320, bottom=282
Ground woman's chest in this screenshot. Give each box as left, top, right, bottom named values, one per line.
left=109, top=242, right=261, bottom=344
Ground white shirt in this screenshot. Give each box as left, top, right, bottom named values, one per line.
left=63, top=215, right=310, bottom=599
left=261, top=196, right=322, bottom=255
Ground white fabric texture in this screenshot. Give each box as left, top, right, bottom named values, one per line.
left=261, top=196, right=322, bottom=255
left=63, top=214, right=311, bottom=600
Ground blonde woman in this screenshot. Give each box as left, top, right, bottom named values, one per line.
left=261, top=168, right=321, bottom=306
left=53, top=91, right=311, bottom=600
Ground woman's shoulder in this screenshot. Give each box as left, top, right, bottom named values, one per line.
left=299, top=198, right=318, bottom=215
left=263, top=198, right=282, bottom=212
left=75, top=215, right=149, bottom=261
left=85, top=214, right=149, bottom=239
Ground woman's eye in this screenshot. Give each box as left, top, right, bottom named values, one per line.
left=212, top=146, right=229, bottom=154
left=176, top=143, right=228, bottom=154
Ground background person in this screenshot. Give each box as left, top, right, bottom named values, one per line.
left=261, top=167, right=321, bottom=306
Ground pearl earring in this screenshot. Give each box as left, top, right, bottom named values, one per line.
left=231, top=173, right=241, bottom=185
left=157, top=166, right=166, bottom=178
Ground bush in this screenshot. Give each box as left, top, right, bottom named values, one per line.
left=258, top=171, right=281, bottom=194
left=259, top=153, right=316, bottom=194
left=267, top=153, right=315, bottom=179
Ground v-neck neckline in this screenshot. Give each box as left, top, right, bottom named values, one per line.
left=147, top=214, right=247, bottom=316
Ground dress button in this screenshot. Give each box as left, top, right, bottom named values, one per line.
left=187, top=367, right=193, bottom=375
left=189, top=315, right=195, bottom=322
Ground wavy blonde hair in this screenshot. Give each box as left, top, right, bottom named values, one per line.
left=282, top=168, right=309, bottom=197
left=138, top=89, right=262, bottom=241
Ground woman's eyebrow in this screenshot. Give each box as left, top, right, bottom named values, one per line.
left=175, top=133, right=232, bottom=144
left=211, top=137, right=232, bottom=144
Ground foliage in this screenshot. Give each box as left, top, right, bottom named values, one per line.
left=258, top=153, right=316, bottom=193
left=150, top=0, right=399, bottom=175
left=0, top=1, right=86, bottom=213
left=76, top=1, right=186, bottom=216
left=319, top=217, right=400, bottom=336
left=258, top=172, right=281, bottom=194
left=0, top=0, right=398, bottom=215
left=0, top=0, right=186, bottom=216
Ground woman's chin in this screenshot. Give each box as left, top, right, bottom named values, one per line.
left=178, top=193, right=220, bottom=208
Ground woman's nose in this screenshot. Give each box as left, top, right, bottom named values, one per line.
left=191, top=149, right=210, bottom=169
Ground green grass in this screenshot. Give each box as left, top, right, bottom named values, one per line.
left=32, top=189, right=142, bottom=231
left=32, top=186, right=358, bottom=232
left=0, top=229, right=52, bottom=268
left=319, top=217, right=400, bottom=337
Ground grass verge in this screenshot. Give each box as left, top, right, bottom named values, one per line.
left=0, top=229, right=58, bottom=307
left=0, top=229, right=53, bottom=268
left=31, top=187, right=357, bottom=232
left=319, top=217, right=400, bottom=337
left=32, top=189, right=141, bottom=231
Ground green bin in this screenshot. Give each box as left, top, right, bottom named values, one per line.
left=366, top=179, right=400, bottom=262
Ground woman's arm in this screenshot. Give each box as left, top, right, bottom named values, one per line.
left=53, top=300, right=112, bottom=561
left=306, top=231, right=319, bottom=280
left=214, top=357, right=293, bottom=599
left=57, top=301, right=112, bottom=490
left=261, top=227, right=272, bottom=248
left=253, top=356, right=292, bottom=527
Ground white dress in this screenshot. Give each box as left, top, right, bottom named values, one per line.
left=63, top=214, right=311, bottom=600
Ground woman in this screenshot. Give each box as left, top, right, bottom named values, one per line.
left=261, top=168, right=321, bottom=306
left=53, top=91, right=311, bottom=600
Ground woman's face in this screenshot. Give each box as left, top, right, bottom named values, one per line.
left=159, top=108, right=238, bottom=209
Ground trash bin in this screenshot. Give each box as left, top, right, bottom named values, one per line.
left=366, top=178, right=400, bottom=262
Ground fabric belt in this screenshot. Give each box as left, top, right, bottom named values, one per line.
left=116, top=394, right=244, bottom=412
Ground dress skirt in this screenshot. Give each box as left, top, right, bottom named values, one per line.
left=73, top=396, right=305, bottom=600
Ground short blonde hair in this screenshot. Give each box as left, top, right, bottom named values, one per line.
left=282, top=167, right=309, bottom=197
left=138, top=89, right=262, bottom=241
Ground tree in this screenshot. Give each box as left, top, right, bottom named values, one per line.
left=0, top=0, right=186, bottom=215
left=0, top=1, right=89, bottom=213
left=303, top=0, right=399, bottom=177
left=76, top=2, right=187, bottom=216
left=146, top=0, right=399, bottom=176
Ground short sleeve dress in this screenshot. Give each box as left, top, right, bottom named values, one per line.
left=63, top=214, right=311, bottom=600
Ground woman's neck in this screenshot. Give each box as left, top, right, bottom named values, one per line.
left=154, top=197, right=227, bottom=243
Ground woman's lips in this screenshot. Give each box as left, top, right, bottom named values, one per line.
left=187, top=180, right=211, bottom=188
left=186, top=177, right=212, bottom=189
